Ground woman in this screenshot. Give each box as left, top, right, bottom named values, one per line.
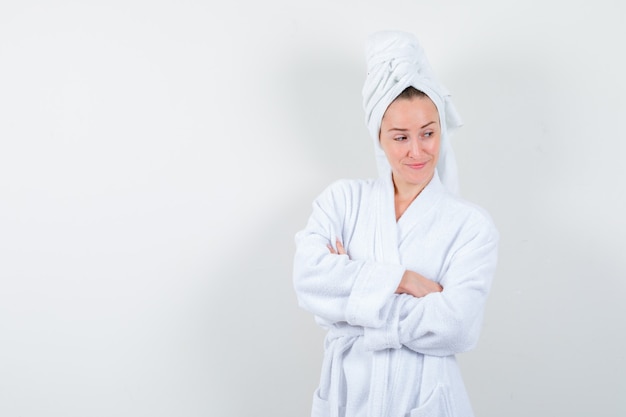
left=293, top=30, right=498, bottom=417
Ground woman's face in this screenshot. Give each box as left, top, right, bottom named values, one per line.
left=379, top=95, right=440, bottom=194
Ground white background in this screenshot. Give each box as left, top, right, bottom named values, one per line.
left=1, top=1, right=625, bottom=416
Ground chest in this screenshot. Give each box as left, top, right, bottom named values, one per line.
left=343, top=198, right=457, bottom=284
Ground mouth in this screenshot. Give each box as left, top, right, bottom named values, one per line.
left=405, top=162, right=427, bottom=170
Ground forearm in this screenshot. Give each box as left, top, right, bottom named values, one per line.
left=395, top=269, right=443, bottom=298
left=362, top=288, right=486, bottom=356
left=293, top=233, right=405, bottom=327
left=363, top=237, right=498, bottom=355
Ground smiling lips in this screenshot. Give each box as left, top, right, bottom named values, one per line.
left=405, top=161, right=428, bottom=169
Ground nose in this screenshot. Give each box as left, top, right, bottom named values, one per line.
left=408, top=138, right=421, bottom=158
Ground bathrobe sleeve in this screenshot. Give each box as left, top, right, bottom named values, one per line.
left=293, top=180, right=406, bottom=328
left=363, top=211, right=499, bottom=356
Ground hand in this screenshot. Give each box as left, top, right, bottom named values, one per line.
left=396, top=270, right=443, bottom=298
left=327, top=238, right=347, bottom=256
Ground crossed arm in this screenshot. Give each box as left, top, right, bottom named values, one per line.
left=327, top=238, right=443, bottom=298
left=293, top=181, right=498, bottom=356
left=317, top=234, right=497, bottom=356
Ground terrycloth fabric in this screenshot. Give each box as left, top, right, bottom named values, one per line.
left=293, top=173, right=498, bottom=417
left=362, top=30, right=463, bottom=194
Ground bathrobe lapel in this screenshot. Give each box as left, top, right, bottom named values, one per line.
left=394, top=173, right=451, bottom=406
left=374, top=172, right=445, bottom=263
left=396, top=173, right=444, bottom=254
left=372, top=173, right=401, bottom=264
left=367, top=173, right=400, bottom=417
left=368, top=173, right=446, bottom=417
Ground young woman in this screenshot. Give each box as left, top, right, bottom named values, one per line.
left=293, top=30, right=498, bottom=417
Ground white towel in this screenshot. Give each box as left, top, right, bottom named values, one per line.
left=362, top=30, right=463, bottom=194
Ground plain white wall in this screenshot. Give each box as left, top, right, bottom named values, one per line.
left=1, top=1, right=625, bottom=416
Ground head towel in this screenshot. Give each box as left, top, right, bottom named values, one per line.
left=362, top=30, right=463, bottom=194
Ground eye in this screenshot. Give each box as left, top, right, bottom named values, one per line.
left=423, top=131, right=434, bottom=138
left=394, top=135, right=408, bottom=142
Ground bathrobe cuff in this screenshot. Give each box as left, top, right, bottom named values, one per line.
left=345, top=262, right=405, bottom=328
left=362, top=295, right=405, bottom=351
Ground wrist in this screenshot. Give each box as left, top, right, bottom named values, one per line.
left=396, top=270, right=412, bottom=294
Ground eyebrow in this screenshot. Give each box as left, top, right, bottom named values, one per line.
left=387, top=121, right=438, bottom=132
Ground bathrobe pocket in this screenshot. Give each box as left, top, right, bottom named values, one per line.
left=311, top=389, right=346, bottom=417
left=408, top=385, right=453, bottom=417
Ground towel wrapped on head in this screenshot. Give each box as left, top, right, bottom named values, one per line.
left=362, top=30, right=463, bottom=194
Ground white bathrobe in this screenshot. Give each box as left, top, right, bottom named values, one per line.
left=293, top=172, right=498, bottom=417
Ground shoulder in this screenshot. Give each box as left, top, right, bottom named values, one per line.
left=315, top=178, right=377, bottom=205
left=305, top=178, right=378, bottom=228
left=322, top=177, right=377, bottom=194
left=438, top=192, right=499, bottom=243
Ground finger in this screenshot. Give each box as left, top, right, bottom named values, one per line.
left=327, top=243, right=336, bottom=254
left=336, top=239, right=346, bottom=255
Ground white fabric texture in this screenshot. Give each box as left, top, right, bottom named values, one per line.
left=362, top=30, right=463, bottom=195
left=293, top=174, right=498, bottom=417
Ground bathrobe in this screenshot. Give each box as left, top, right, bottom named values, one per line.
left=293, top=171, right=498, bottom=417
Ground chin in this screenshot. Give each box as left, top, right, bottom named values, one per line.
left=406, top=171, right=434, bottom=184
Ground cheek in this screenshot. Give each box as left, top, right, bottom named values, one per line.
left=389, top=145, right=406, bottom=161
left=429, top=138, right=441, bottom=157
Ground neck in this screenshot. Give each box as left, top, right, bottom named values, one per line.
left=391, top=174, right=432, bottom=221
left=392, top=173, right=432, bottom=202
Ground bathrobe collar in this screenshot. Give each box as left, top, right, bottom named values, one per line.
left=396, top=171, right=445, bottom=227
left=375, top=170, right=445, bottom=266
